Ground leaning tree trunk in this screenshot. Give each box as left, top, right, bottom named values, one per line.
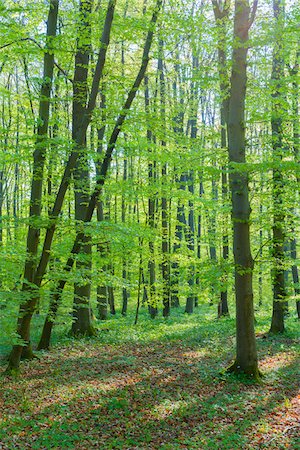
left=226, top=0, right=259, bottom=377
left=36, top=0, right=162, bottom=351
left=13, top=0, right=116, bottom=360
left=7, top=0, right=59, bottom=369
left=269, top=0, right=286, bottom=334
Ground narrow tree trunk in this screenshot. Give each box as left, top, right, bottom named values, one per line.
left=171, top=179, right=186, bottom=308
left=7, top=0, right=59, bottom=370
left=121, top=157, right=129, bottom=316
left=269, top=0, right=286, bottom=334
left=158, top=40, right=170, bottom=317
left=212, top=0, right=230, bottom=317
left=71, top=0, right=95, bottom=337
left=145, top=74, right=158, bottom=318
left=95, top=88, right=109, bottom=320
left=289, top=44, right=300, bottom=319
left=185, top=171, right=196, bottom=314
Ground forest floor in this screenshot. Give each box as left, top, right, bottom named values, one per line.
left=0, top=308, right=299, bottom=449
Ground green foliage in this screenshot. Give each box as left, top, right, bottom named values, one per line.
left=0, top=308, right=299, bottom=449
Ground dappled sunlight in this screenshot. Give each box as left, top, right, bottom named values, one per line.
left=259, top=350, right=299, bottom=373
left=1, top=313, right=299, bottom=449
left=150, top=398, right=196, bottom=420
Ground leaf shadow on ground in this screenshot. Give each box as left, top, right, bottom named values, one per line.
left=0, top=329, right=299, bottom=450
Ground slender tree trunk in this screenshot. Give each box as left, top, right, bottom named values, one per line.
left=96, top=89, right=109, bottom=320
left=71, top=0, right=95, bottom=337
left=158, top=39, right=170, bottom=317
left=290, top=237, right=300, bottom=319
left=289, top=44, right=300, bottom=319
left=212, top=0, right=230, bottom=317
left=121, top=157, right=129, bottom=316
left=171, top=176, right=186, bottom=308
left=171, top=54, right=185, bottom=309
left=226, top=0, right=259, bottom=377
left=16, top=0, right=116, bottom=359
left=36, top=0, right=162, bottom=350
left=185, top=171, right=196, bottom=314
left=145, top=74, right=158, bottom=318
left=269, top=0, right=286, bottom=334
left=7, top=0, right=59, bottom=370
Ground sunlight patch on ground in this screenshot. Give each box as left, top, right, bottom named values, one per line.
left=150, top=398, right=193, bottom=420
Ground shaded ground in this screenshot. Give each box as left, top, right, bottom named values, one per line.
left=0, top=311, right=299, bottom=449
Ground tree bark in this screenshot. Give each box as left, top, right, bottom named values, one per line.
left=269, top=0, right=286, bottom=334
left=158, top=39, right=170, bottom=317
left=7, top=0, right=59, bottom=369
left=36, top=0, right=162, bottom=350
left=9, top=0, right=115, bottom=365
left=144, top=74, right=158, bottom=318
left=71, top=0, right=94, bottom=337
left=226, top=0, right=259, bottom=377
left=212, top=0, right=230, bottom=317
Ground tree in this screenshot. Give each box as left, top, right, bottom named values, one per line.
left=6, top=0, right=59, bottom=365
left=36, top=0, right=163, bottom=351
left=71, top=0, right=95, bottom=337
left=211, top=0, right=230, bottom=318
left=7, top=0, right=116, bottom=370
left=226, top=0, right=260, bottom=377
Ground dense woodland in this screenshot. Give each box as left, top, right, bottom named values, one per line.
left=0, top=0, right=300, bottom=369
left=0, top=0, right=299, bottom=446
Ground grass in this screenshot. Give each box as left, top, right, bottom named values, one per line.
left=0, top=305, right=299, bottom=449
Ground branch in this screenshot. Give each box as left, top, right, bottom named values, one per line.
left=0, top=37, right=73, bottom=82
left=253, top=238, right=272, bottom=262
left=44, top=0, right=163, bottom=292
left=248, top=0, right=258, bottom=29
left=211, top=0, right=231, bottom=19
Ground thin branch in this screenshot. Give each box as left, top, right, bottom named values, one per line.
left=248, top=0, right=258, bottom=29
left=0, top=37, right=73, bottom=82
left=253, top=238, right=272, bottom=262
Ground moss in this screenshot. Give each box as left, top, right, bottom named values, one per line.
left=225, top=360, right=263, bottom=382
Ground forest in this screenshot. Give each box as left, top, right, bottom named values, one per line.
left=0, top=0, right=299, bottom=448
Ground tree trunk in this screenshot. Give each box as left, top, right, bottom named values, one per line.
left=19, top=0, right=116, bottom=358
left=226, top=0, right=259, bottom=377
left=7, top=0, right=59, bottom=371
left=71, top=0, right=95, bottom=337
left=269, top=0, right=286, bottom=334
left=158, top=40, right=170, bottom=317
left=212, top=0, right=230, bottom=317
left=144, top=74, right=158, bottom=318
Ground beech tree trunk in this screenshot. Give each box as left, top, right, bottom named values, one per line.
left=212, top=0, right=230, bottom=317
left=7, top=0, right=59, bottom=369
left=36, top=0, right=162, bottom=350
left=71, top=0, right=95, bottom=337
left=269, top=0, right=286, bottom=334
left=158, top=39, right=170, bottom=317
left=144, top=74, right=158, bottom=318
left=14, top=0, right=116, bottom=360
left=226, top=0, right=259, bottom=377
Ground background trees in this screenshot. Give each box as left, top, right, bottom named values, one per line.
left=0, top=0, right=299, bottom=376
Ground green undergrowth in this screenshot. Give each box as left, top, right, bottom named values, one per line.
left=0, top=306, right=299, bottom=449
